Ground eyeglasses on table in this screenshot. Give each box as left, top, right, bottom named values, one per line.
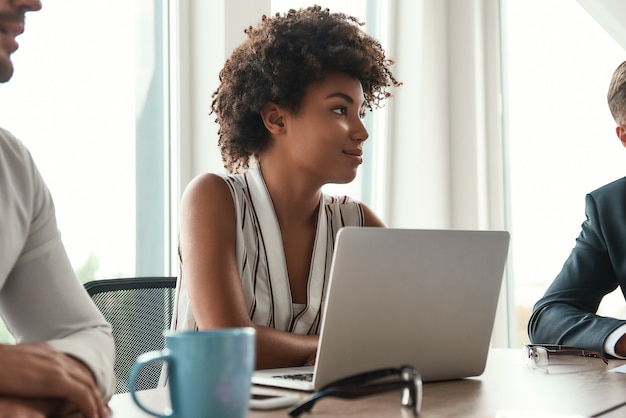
left=287, top=365, right=422, bottom=417
left=523, top=344, right=609, bottom=369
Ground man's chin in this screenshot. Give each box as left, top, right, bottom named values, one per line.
left=0, top=71, right=13, bottom=83
left=0, top=57, right=14, bottom=83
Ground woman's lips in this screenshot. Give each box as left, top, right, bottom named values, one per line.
left=343, top=149, right=363, bottom=165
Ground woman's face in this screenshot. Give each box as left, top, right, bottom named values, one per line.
left=281, top=71, right=369, bottom=185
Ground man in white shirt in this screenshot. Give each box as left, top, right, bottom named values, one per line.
left=0, top=1, right=115, bottom=417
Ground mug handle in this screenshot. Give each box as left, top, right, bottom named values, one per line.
left=128, top=350, right=173, bottom=418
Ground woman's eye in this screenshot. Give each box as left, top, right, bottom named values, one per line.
left=332, top=107, right=347, bottom=116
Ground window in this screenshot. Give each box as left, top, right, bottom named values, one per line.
left=0, top=0, right=171, bottom=281
left=0, top=0, right=171, bottom=342
left=501, top=0, right=626, bottom=345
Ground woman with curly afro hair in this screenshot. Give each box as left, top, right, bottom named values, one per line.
left=171, top=5, right=401, bottom=369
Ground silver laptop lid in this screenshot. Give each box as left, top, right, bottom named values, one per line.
left=251, top=227, right=510, bottom=391
left=312, top=227, right=510, bottom=388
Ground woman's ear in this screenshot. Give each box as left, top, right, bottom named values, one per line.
left=260, top=102, right=286, bottom=135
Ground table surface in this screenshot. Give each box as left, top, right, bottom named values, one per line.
left=108, top=348, right=626, bottom=417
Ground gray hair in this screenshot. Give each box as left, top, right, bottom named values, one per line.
left=608, top=60, right=626, bottom=124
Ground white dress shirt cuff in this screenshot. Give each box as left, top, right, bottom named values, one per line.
left=604, top=323, right=626, bottom=359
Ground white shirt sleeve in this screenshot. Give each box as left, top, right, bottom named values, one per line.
left=604, top=323, right=626, bottom=359
left=0, top=129, right=115, bottom=399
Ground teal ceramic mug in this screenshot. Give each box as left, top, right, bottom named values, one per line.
left=128, top=328, right=256, bottom=418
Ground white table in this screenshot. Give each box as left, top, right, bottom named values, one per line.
left=108, top=349, right=626, bottom=417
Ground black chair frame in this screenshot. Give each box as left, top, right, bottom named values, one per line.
left=85, top=276, right=177, bottom=394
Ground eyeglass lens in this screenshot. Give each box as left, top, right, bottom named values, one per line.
left=523, top=344, right=608, bottom=368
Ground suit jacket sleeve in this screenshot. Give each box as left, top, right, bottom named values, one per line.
left=528, top=185, right=626, bottom=356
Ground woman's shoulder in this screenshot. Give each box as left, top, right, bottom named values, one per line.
left=180, top=173, right=232, bottom=210
left=184, top=172, right=246, bottom=196
left=181, top=172, right=251, bottom=216
left=184, top=172, right=226, bottom=195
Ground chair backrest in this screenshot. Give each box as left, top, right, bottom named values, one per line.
left=84, top=276, right=177, bottom=394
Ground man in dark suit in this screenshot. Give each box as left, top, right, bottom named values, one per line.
left=528, top=60, right=626, bottom=357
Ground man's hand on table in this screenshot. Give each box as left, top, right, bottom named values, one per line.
left=0, top=342, right=108, bottom=418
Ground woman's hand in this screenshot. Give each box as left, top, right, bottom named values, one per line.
left=304, top=350, right=317, bottom=367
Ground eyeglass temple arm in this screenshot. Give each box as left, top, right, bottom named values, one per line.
left=553, top=350, right=609, bottom=364
left=288, top=381, right=415, bottom=417
left=288, top=390, right=328, bottom=417
left=539, top=348, right=610, bottom=364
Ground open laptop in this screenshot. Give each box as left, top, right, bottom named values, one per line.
left=252, top=227, right=510, bottom=391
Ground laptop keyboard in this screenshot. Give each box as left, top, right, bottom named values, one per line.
left=273, top=373, right=313, bottom=382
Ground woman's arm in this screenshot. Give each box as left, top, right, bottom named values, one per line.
left=179, top=174, right=318, bottom=369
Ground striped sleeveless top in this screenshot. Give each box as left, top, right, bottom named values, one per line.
left=171, top=164, right=364, bottom=335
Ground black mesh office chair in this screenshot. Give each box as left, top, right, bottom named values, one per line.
left=84, top=276, right=177, bottom=394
